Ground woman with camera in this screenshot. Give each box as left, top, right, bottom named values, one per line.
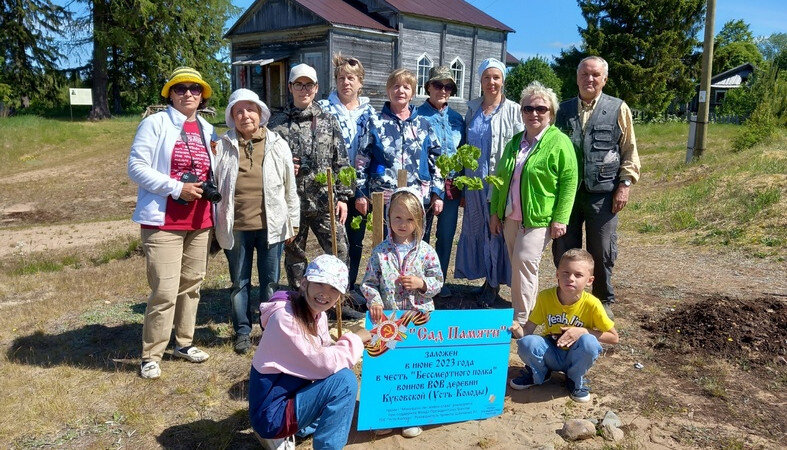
left=214, top=89, right=300, bottom=354
left=128, top=66, right=217, bottom=379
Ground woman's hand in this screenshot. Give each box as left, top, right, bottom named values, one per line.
left=549, top=221, right=567, bottom=239
left=431, top=196, right=444, bottom=215
left=336, top=201, right=348, bottom=224
left=509, top=321, right=525, bottom=339
left=355, top=197, right=368, bottom=216
left=490, top=215, right=503, bottom=236
left=179, top=183, right=204, bottom=202
left=398, top=275, right=426, bottom=292
left=369, top=304, right=384, bottom=323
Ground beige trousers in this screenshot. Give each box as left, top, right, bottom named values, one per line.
left=503, top=219, right=551, bottom=325
left=140, top=228, right=210, bottom=362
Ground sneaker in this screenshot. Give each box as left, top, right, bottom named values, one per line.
left=508, top=367, right=551, bottom=390
left=256, top=434, right=295, bottom=450
left=401, top=426, right=422, bottom=438
left=566, top=377, right=591, bottom=403
left=234, top=334, right=251, bottom=354
left=173, top=346, right=210, bottom=363
left=602, top=302, right=615, bottom=320
left=140, top=360, right=160, bottom=379
left=477, top=283, right=496, bottom=308
left=438, top=285, right=453, bottom=298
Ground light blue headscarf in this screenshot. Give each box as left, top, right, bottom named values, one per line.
left=476, top=58, right=507, bottom=80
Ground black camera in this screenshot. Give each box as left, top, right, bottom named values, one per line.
left=176, top=172, right=222, bottom=204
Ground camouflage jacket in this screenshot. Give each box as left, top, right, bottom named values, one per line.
left=268, top=101, right=352, bottom=216
left=355, top=102, right=443, bottom=205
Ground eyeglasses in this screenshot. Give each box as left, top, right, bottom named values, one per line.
left=431, top=82, right=456, bottom=92
left=171, top=84, right=203, bottom=96
left=522, top=105, right=550, bottom=114
left=291, top=81, right=317, bottom=91
left=341, top=57, right=359, bottom=67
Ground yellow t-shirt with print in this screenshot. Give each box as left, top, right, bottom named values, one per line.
left=529, top=287, right=615, bottom=336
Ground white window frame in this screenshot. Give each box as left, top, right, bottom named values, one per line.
left=416, top=53, right=434, bottom=97
left=450, top=57, right=465, bottom=99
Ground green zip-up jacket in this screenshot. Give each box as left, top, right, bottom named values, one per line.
left=490, top=125, right=578, bottom=228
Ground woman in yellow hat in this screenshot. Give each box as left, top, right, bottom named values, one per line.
left=128, top=66, right=217, bottom=379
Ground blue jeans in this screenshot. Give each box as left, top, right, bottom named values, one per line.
left=423, top=195, right=461, bottom=279
left=516, top=334, right=602, bottom=389
left=224, top=229, right=283, bottom=336
left=294, top=368, right=358, bottom=450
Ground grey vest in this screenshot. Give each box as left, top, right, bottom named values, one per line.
left=555, top=93, right=623, bottom=193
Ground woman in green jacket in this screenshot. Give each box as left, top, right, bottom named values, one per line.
left=490, top=81, right=578, bottom=326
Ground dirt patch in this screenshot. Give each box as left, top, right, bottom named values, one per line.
left=644, top=295, right=787, bottom=366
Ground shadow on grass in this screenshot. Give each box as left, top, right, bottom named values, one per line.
left=158, top=409, right=260, bottom=449
left=6, top=287, right=234, bottom=371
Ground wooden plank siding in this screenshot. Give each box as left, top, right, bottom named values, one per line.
left=232, top=0, right=323, bottom=35
left=329, top=31, right=396, bottom=109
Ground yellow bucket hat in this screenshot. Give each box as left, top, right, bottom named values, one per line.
left=161, top=66, right=213, bottom=99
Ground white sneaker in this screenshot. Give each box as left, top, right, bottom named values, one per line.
left=257, top=435, right=295, bottom=450
left=140, top=361, right=161, bottom=379
left=173, top=346, right=210, bottom=363
left=402, top=426, right=422, bottom=438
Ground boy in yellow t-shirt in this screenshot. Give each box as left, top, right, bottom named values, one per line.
left=509, top=248, right=618, bottom=402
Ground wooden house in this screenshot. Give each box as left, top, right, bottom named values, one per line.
left=224, top=0, right=515, bottom=113
left=690, top=63, right=755, bottom=113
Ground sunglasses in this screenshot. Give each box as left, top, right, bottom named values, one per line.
left=291, top=81, right=317, bottom=91
left=522, top=105, right=550, bottom=114
left=341, top=57, right=359, bottom=67
left=171, top=84, right=203, bottom=96
left=431, top=81, right=456, bottom=92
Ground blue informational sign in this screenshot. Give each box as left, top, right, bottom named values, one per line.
left=357, top=309, right=513, bottom=431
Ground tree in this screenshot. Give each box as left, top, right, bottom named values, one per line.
left=757, top=33, right=787, bottom=61
left=577, top=0, right=705, bottom=115
left=714, top=41, right=763, bottom=73
left=714, top=19, right=754, bottom=48
left=83, top=0, right=238, bottom=119
left=504, top=57, right=562, bottom=102
left=713, top=20, right=762, bottom=73
left=0, top=0, right=71, bottom=110
left=552, top=46, right=584, bottom=100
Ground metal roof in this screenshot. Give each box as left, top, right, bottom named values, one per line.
left=382, top=0, right=514, bottom=32
left=296, top=0, right=396, bottom=32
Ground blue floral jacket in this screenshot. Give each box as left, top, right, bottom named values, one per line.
left=355, top=102, right=443, bottom=204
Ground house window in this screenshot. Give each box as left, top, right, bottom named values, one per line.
left=714, top=90, right=726, bottom=105
left=416, top=54, right=433, bottom=96
left=450, top=58, right=465, bottom=98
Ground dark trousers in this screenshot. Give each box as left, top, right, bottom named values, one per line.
left=285, top=212, right=349, bottom=289
left=345, top=199, right=367, bottom=290
left=552, top=190, right=618, bottom=303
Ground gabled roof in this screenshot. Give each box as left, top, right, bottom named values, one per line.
left=297, top=0, right=395, bottom=32
left=380, top=0, right=514, bottom=32
left=225, top=0, right=395, bottom=37
left=710, top=63, right=755, bottom=89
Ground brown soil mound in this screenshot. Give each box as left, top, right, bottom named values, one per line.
left=644, top=295, right=787, bottom=365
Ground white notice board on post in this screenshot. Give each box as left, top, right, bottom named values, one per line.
left=69, top=88, right=92, bottom=105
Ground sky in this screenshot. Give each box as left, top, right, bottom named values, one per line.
left=56, top=0, right=786, bottom=68
left=230, top=0, right=786, bottom=62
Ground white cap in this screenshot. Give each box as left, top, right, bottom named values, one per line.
left=225, top=88, right=271, bottom=129
left=289, top=63, right=318, bottom=83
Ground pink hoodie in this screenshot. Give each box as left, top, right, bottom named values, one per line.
left=251, top=291, right=364, bottom=379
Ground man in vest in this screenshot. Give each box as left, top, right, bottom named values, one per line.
left=552, top=56, right=641, bottom=319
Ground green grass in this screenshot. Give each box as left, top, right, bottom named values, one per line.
left=624, top=123, right=787, bottom=258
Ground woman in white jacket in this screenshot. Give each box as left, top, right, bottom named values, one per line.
left=214, top=89, right=300, bottom=354
left=128, top=66, right=217, bottom=379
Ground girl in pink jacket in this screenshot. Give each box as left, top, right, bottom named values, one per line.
left=248, top=255, right=371, bottom=450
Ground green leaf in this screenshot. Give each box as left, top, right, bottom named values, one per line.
left=485, top=175, right=504, bottom=189
left=365, top=211, right=374, bottom=231
left=350, top=215, right=363, bottom=230
left=314, top=172, right=328, bottom=185
left=337, top=166, right=357, bottom=187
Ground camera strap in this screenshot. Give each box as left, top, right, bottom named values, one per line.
left=180, top=119, right=215, bottom=182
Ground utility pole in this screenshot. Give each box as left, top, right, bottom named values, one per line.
left=687, top=0, right=716, bottom=162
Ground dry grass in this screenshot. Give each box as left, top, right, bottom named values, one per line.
left=1, top=117, right=785, bottom=448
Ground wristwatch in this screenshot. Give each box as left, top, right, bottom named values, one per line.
left=620, top=179, right=632, bottom=187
